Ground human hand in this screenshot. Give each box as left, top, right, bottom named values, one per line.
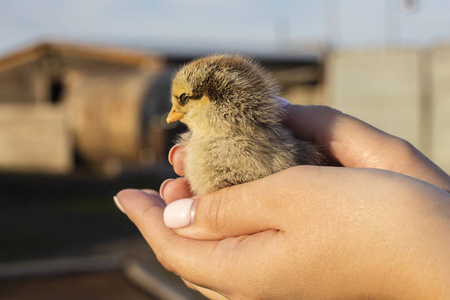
left=115, top=103, right=450, bottom=299
left=117, top=166, right=450, bottom=299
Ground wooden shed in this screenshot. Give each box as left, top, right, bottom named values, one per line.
left=0, top=42, right=167, bottom=174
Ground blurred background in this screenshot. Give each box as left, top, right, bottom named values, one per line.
left=0, top=0, right=449, bottom=299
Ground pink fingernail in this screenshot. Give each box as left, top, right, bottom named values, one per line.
left=159, top=178, right=174, bottom=198
left=163, top=198, right=196, bottom=228
left=113, top=196, right=126, bottom=214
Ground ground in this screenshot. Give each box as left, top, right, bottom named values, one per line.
left=0, top=169, right=206, bottom=300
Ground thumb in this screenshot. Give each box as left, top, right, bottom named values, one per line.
left=163, top=167, right=298, bottom=240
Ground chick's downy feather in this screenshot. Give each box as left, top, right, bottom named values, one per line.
left=167, top=54, right=323, bottom=196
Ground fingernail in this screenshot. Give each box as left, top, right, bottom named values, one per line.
left=114, top=196, right=126, bottom=214
left=159, top=178, right=174, bottom=198
left=276, top=97, right=291, bottom=108
left=168, top=144, right=180, bottom=165
left=163, top=198, right=196, bottom=228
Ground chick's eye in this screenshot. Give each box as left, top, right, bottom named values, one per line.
left=179, top=93, right=190, bottom=105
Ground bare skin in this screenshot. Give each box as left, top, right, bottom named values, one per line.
left=116, top=104, right=450, bottom=300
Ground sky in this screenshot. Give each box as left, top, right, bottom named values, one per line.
left=1, top=0, right=450, bottom=57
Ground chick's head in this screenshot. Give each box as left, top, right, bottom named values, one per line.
left=167, top=54, right=282, bottom=135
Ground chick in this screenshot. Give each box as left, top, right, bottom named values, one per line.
left=167, top=54, right=323, bottom=196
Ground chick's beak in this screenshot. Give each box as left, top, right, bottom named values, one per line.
left=166, top=107, right=184, bottom=124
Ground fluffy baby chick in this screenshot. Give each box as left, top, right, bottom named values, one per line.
left=167, top=54, right=323, bottom=196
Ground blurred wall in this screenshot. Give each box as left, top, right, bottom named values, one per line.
left=326, top=47, right=450, bottom=173
left=0, top=105, right=71, bottom=173
left=431, top=47, right=450, bottom=174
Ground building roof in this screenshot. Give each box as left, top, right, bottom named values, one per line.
left=0, top=41, right=164, bottom=73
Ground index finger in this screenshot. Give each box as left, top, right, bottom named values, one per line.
left=115, top=189, right=223, bottom=290
left=284, top=104, right=390, bottom=167
left=283, top=104, right=450, bottom=191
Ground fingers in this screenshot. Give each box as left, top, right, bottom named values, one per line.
left=284, top=104, right=450, bottom=190
left=165, top=144, right=195, bottom=203
left=181, top=279, right=228, bottom=300
left=163, top=167, right=306, bottom=239
left=162, top=165, right=434, bottom=241
left=160, top=177, right=193, bottom=204
left=392, top=143, right=450, bottom=192
left=284, top=105, right=391, bottom=167
left=114, top=189, right=223, bottom=290
left=141, top=189, right=166, bottom=206
left=115, top=189, right=286, bottom=299
left=168, top=144, right=185, bottom=176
